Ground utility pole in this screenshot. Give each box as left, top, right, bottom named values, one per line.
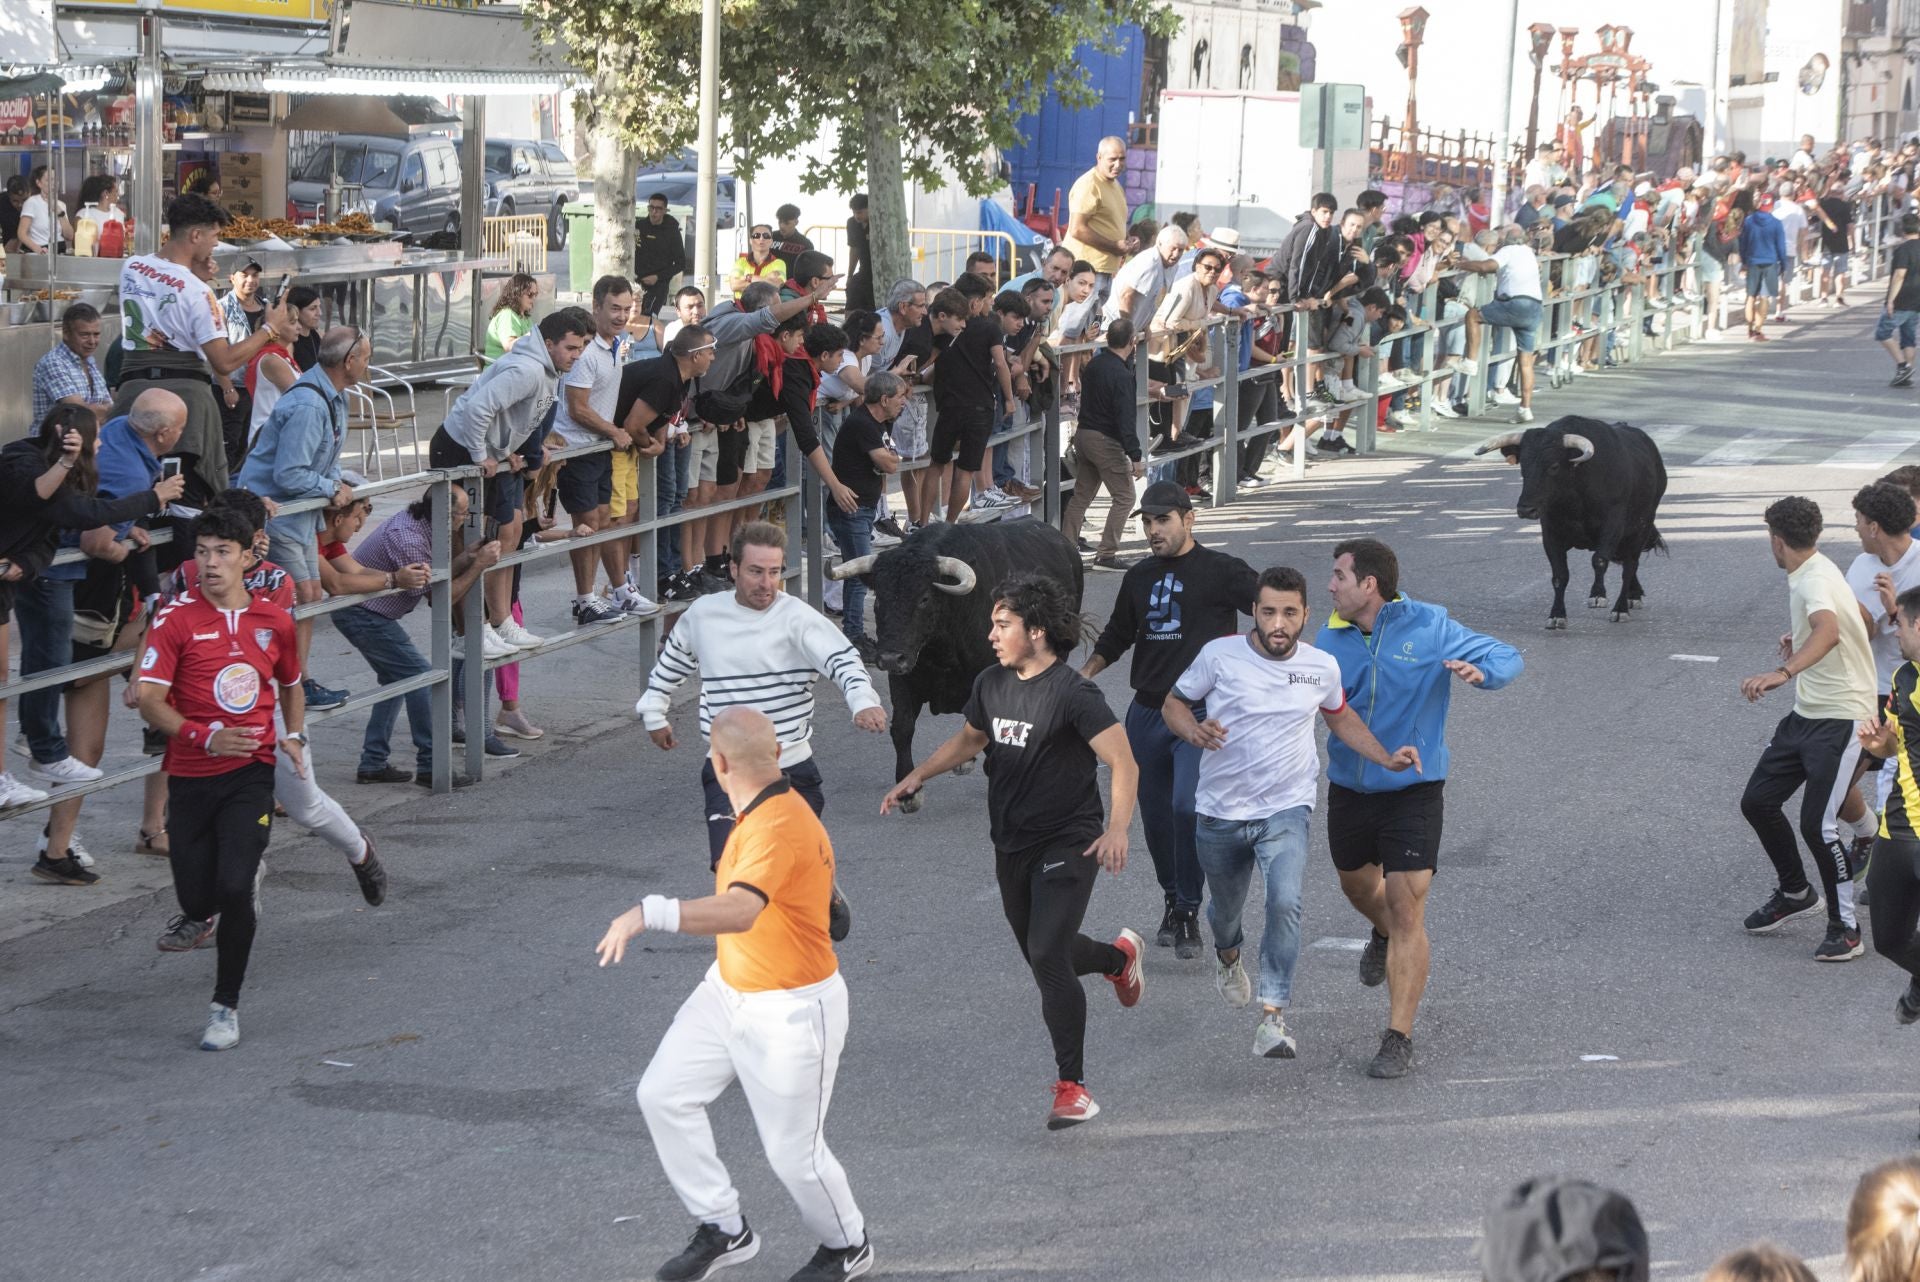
left=692, top=0, right=721, bottom=297
left=1490, top=0, right=1520, bottom=228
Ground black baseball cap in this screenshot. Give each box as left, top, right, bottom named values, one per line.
left=237, top=258, right=263, bottom=273
left=1131, top=479, right=1193, bottom=517
left=1479, top=1177, right=1650, bottom=1282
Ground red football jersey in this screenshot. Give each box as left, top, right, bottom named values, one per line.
left=170, top=558, right=295, bottom=611
left=139, top=591, right=300, bottom=777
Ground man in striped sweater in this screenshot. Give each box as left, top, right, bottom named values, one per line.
left=638, top=521, right=886, bottom=935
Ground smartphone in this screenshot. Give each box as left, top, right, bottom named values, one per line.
left=160, top=458, right=183, bottom=480
left=482, top=516, right=501, bottom=544
left=274, top=273, right=291, bottom=304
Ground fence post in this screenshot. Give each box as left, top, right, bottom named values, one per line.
left=637, top=448, right=664, bottom=662
left=428, top=472, right=452, bottom=795
left=460, top=476, right=485, bottom=782
left=1288, top=313, right=1312, bottom=475
left=1218, top=317, right=1240, bottom=506
left=1133, top=341, right=1153, bottom=479
left=1042, top=396, right=1062, bottom=526
left=798, top=454, right=822, bottom=609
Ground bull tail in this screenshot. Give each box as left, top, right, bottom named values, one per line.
left=1644, top=525, right=1668, bottom=556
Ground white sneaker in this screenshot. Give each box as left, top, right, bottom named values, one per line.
left=480, top=624, right=519, bottom=660
left=37, top=828, right=94, bottom=868
left=1452, top=357, right=1478, bottom=376
left=495, top=619, right=546, bottom=649
left=200, top=1002, right=240, bottom=1052
left=1216, top=956, right=1252, bottom=1008
left=1252, top=1010, right=1297, bottom=1059
left=1387, top=410, right=1418, bottom=429
left=1513, top=406, right=1535, bottom=424
left=1489, top=387, right=1522, bottom=407
left=612, top=585, right=661, bottom=617
left=29, top=756, right=102, bottom=785
left=976, top=488, right=1018, bottom=509
left=0, top=772, right=50, bottom=808
left=1430, top=399, right=1460, bottom=420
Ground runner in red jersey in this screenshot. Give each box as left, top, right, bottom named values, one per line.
left=138, top=507, right=305, bottom=1051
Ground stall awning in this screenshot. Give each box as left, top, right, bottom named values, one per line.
left=276, top=93, right=458, bottom=133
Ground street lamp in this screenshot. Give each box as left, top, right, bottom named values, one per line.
left=1397, top=5, right=1429, bottom=175
left=1525, top=22, right=1556, bottom=158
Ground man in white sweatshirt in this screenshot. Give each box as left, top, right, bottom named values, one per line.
left=638, top=520, right=886, bottom=936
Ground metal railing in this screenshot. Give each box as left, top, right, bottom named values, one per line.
left=482, top=214, right=550, bottom=274
left=802, top=224, right=1023, bottom=291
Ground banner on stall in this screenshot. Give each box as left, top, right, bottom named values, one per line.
left=74, top=0, right=331, bottom=22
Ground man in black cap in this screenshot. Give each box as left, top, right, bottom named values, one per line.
left=217, top=257, right=269, bottom=469
left=1479, top=1176, right=1649, bottom=1282
left=1082, top=480, right=1258, bottom=959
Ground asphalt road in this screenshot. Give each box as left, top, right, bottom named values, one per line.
left=4, top=302, right=1917, bottom=1282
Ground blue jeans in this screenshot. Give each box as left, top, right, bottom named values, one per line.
left=656, top=438, right=688, bottom=581
left=14, top=575, right=74, bottom=763
left=332, top=606, right=433, bottom=775
left=1195, top=807, right=1312, bottom=1007
left=1124, top=699, right=1204, bottom=910
left=770, top=432, right=789, bottom=490
left=824, top=503, right=876, bottom=638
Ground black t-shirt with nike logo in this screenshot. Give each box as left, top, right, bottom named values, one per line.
left=963, top=659, right=1118, bottom=853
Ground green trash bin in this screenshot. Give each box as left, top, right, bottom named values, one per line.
left=565, top=203, right=595, bottom=292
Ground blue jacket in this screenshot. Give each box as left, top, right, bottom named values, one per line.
left=1315, top=595, right=1523, bottom=793
left=1738, top=210, right=1789, bottom=266
left=237, top=363, right=346, bottom=502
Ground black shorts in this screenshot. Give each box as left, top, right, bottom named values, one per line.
left=1307, top=307, right=1335, bottom=351
left=1327, top=780, right=1445, bottom=874
left=931, top=402, right=993, bottom=471
left=556, top=449, right=612, bottom=515
left=715, top=426, right=749, bottom=487
left=429, top=427, right=524, bottom=524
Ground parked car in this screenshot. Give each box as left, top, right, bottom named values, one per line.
left=286, top=133, right=464, bottom=234
left=484, top=138, right=579, bottom=249
left=633, top=170, right=738, bottom=260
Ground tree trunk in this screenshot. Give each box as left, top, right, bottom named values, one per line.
left=862, top=97, right=913, bottom=296
left=587, top=76, right=637, bottom=291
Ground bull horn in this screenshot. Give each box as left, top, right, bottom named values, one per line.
left=827, top=554, right=879, bottom=580
left=932, top=555, right=977, bottom=596
left=1471, top=431, right=1527, bottom=456
left=1561, top=432, right=1596, bottom=463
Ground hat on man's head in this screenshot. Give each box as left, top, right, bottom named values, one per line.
left=237, top=258, right=263, bottom=274
left=1479, top=1177, right=1649, bottom=1282
left=1551, top=193, right=1576, bottom=208
left=1207, top=227, right=1242, bottom=252
left=1131, top=479, right=1193, bottom=518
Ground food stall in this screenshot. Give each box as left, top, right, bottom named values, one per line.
left=0, top=0, right=578, bottom=440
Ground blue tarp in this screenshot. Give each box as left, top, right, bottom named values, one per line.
left=979, top=197, right=1044, bottom=246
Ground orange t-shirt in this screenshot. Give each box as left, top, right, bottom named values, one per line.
left=715, top=781, right=838, bottom=992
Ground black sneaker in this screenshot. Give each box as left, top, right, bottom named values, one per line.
left=356, top=765, right=413, bottom=785
left=662, top=572, right=702, bottom=604
left=30, top=854, right=99, bottom=885
left=1894, top=362, right=1914, bottom=388
left=1899, top=979, right=1920, bottom=1025
left=1155, top=894, right=1178, bottom=948
left=157, top=913, right=215, bottom=951
left=788, top=1237, right=874, bottom=1282
left=352, top=836, right=387, bottom=907
left=1074, top=537, right=1095, bottom=554
left=414, top=772, right=476, bottom=789
left=1367, top=1028, right=1415, bottom=1079
left=829, top=883, right=852, bottom=943
left=1743, top=887, right=1824, bottom=933
left=693, top=568, right=733, bottom=595
left=1173, top=910, right=1203, bottom=960
left=1359, top=928, right=1389, bottom=987
left=1849, top=835, right=1875, bottom=881
left=657, top=1221, right=758, bottom=1282
left=302, top=677, right=351, bottom=711
left=573, top=596, right=621, bottom=626
left=873, top=516, right=908, bottom=541
left=1815, top=921, right=1865, bottom=962
left=1088, top=554, right=1135, bottom=572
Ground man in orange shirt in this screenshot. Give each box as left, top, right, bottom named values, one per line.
left=599, top=707, right=871, bottom=1282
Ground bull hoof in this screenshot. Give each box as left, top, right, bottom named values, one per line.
left=1587, top=596, right=1608, bottom=608
left=1609, top=610, right=1626, bottom=622
left=951, top=760, right=976, bottom=776
left=1629, top=597, right=1647, bottom=613
left=898, top=791, right=922, bottom=815
left=1546, top=616, right=1568, bottom=630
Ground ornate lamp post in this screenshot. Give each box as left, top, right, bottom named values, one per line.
left=1524, top=22, right=1556, bottom=158
left=1397, top=5, right=1429, bottom=177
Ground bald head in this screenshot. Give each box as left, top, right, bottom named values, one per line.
left=128, top=389, right=188, bottom=447
left=710, top=707, right=781, bottom=780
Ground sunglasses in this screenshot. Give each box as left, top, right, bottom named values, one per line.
left=751, top=232, right=773, bottom=240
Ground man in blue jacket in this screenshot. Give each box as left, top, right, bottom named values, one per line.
left=1317, top=538, right=1522, bottom=1078
left=1737, top=195, right=1790, bottom=343
left=237, top=326, right=364, bottom=709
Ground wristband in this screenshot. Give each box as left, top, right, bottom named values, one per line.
left=178, top=720, right=215, bottom=753
left=1778, top=665, right=1794, bottom=681
left=641, top=894, right=681, bottom=934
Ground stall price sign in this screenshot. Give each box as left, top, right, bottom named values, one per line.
left=74, top=0, right=331, bottom=21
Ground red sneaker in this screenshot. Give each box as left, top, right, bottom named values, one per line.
left=1047, top=1079, right=1099, bottom=1130
left=1106, top=927, right=1144, bottom=1008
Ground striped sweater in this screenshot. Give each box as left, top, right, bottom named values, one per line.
left=637, top=591, right=881, bottom=767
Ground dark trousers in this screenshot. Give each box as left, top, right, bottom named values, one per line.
left=168, top=762, right=276, bottom=1008
left=701, top=755, right=824, bottom=866
left=220, top=385, right=253, bottom=480
left=995, top=841, right=1125, bottom=1084
left=1238, top=378, right=1279, bottom=478
left=1740, top=710, right=1860, bottom=926
left=14, top=575, right=74, bottom=763
left=1177, top=406, right=1214, bottom=488
left=1871, top=836, right=1920, bottom=978
left=1124, top=698, right=1204, bottom=910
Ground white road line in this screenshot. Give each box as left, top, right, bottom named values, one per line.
left=1640, top=423, right=1700, bottom=443
left=1690, top=431, right=1792, bottom=467
left=1817, top=430, right=1916, bottom=470
left=1670, top=654, right=1721, bottom=663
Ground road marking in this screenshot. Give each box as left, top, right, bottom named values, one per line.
left=1312, top=936, right=1369, bottom=951
left=1819, top=430, right=1916, bottom=470
left=1641, top=423, right=1700, bottom=443
left=1443, top=440, right=1497, bottom=460
left=1691, top=431, right=1791, bottom=467
left=1580, top=1054, right=1620, bottom=1062
left=1670, top=654, right=1721, bottom=663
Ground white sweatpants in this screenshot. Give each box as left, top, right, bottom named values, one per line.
left=638, top=964, right=863, bottom=1249
left=273, top=708, right=364, bottom=860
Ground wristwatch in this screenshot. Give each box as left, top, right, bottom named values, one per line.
left=283, top=731, right=308, bottom=745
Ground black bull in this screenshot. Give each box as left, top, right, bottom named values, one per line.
left=827, top=517, right=1085, bottom=813
left=1474, top=416, right=1667, bottom=629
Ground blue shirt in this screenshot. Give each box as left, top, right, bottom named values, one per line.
left=30, top=341, right=106, bottom=424
left=46, top=415, right=157, bottom=580
left=1739, top=210, right=1790, bottom=266
left=236, top=363, right=347, bottom=503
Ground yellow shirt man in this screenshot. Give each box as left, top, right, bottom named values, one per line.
left=1061, top=139, right=1131, bottom=275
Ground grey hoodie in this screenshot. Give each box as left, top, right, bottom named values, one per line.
left=440, top=333, right=559, bottom=462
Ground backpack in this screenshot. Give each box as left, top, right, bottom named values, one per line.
left=691, top=361, right=760, bottom=426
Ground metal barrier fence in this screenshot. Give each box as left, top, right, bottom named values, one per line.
left=802, top=224, right=1023, bottom=290
left=482, top=214, right=550, bottom=274
left=0, top=200, right=1903, bottom=819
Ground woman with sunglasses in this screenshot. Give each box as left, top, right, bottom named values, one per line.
left=729, top=224, right=787, bottom=300
left=0, top=405, right=184, bottom=843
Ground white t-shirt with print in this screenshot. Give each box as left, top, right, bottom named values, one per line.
left=1173, top=634, right=1346, bottom=820
left=118, top=253, right=222, bottom=358
left=1847, top=539, right=1920, bottom=690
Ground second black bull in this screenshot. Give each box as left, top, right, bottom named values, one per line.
left=1474, top=416, right=1668, bottom=629
left=827, top=517, right=1085, bottom=813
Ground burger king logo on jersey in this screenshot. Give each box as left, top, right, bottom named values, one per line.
left=213, top=663, right=261, bottom=715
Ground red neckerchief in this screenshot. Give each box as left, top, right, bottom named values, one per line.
left=753, top=334, right=788, bottom=402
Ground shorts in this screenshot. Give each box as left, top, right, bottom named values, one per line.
left=485, top=469, right=525, bottom=524
left=743, top=418, right=778, bottom=474
left=715, top=426, right=749, bottom=488
left=0, top=580, right=16, bottom=626
left=1696, top=255, right=1725, bottom=285
left=688, top=426, right=722, bottom=486
left=556, top=449, right=613, bottom=515
left=1480, top=296, right=1543, bottom=353
left=930, top=401, right=993, bottom=472
left=892, top=398, right=930, bottom=460
left=1307, top=307, right=1335, bottom=350
left=1327, top=780, right=1445, bottom=874
left=610, top=449, right=640, bottom=511
left=1746, top=262, right=1781, bottom=298
left=1877, top=309, right=1920, bottom=348
left=265, top=511, right=322, bottom=582
left=1825, top=251, right=1851, bottom=276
